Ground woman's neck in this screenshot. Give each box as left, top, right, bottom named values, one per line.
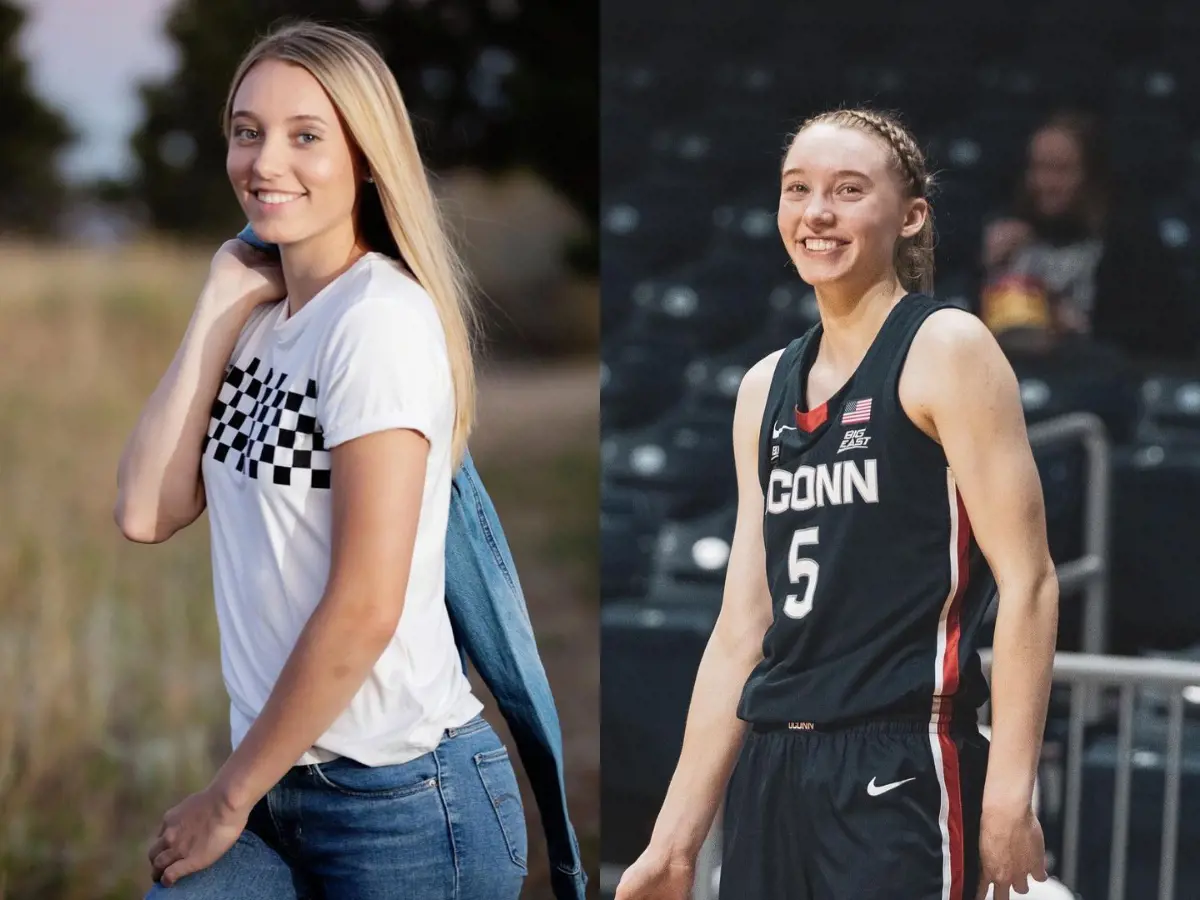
left=279, top=223, right=371, bottom=317
left=813, top=276, right=909, bottom=372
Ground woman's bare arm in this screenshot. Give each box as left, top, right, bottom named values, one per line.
left=639, top=349, right=782, bottom=864
left=905, top=309, right=1055, bottom=895
left=906, top=310, right=1057, bottom=810
left=114, top=241, right=283, bottom=543
left=209, top=428, right=428, bottom=812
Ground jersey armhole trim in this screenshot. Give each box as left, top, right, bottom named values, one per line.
left=757, top=337, right=807, bottom=495
left=886, top=303, right=957, bottom=460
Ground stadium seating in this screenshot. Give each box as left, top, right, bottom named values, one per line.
left=680, top=334, right=775, bottom=417
left=601, top=483, right=662, bottom=601
left=627, top=258, right=775, bottom=352
left=602, top=407, right=736, bottom=520
left=643, top=503, right=737, bottom=607
left=601, top=333, right=692, bottom=431
left=1109, top=439, right=1200, bottom=651
left=1138, top=373, right=1200, bottom=442
left=1010, top=341, right=1142, bottom=442
left=601, top=600, right=718, bottom=864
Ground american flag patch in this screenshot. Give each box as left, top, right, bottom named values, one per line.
left=841, top=398, right=872, bottom=424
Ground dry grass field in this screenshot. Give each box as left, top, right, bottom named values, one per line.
left=0, top=241, right=598, bottom=899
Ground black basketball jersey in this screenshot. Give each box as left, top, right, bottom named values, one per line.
left=738, top=293, right=994, bottom=727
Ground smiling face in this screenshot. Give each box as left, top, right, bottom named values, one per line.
left=226, top=58, right=364, bottom=247
left=778, top=123, right=926, bottom=291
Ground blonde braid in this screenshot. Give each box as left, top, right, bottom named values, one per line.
left=791, top=108, right=937, bottom=293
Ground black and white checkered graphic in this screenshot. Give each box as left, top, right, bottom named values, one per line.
left=203, top=357, right=331, bottom=489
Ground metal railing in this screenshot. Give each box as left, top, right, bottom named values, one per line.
left=980, top=650, right=1200, bottom=900
left=1024, top=412, right=1111, bottom=656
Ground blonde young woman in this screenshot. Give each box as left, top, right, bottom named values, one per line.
left=115, top=22, right=525, bottom=900
left=616, top=109, right=1056, bottom=900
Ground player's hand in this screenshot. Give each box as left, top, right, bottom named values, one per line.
left=976, top=802, right=1049, bottom=900
left=204, top=238, right=286, bottom=315
left=614, top=848, right=695, bottom=900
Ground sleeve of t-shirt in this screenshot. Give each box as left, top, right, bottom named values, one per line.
left=315, top=290, right=450, bottom=449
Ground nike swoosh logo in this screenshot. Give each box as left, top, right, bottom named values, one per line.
left=866, top=776, right=916, bottom=796
left=772, top=423, right=797, bottom=439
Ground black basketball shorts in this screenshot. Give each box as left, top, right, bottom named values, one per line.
left=720, top=718, right=989, bottom=900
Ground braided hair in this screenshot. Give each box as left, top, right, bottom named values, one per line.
left=788, top=108, right=936, bottom=294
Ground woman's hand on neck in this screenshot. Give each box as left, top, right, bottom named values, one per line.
left=278, top=223, right=371, bottom=318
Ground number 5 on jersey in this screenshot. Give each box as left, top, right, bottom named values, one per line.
left=783, top=527, right=819, bottom=619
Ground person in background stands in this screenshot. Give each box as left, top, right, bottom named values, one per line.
left=980, top=110, right=1195, bottom=362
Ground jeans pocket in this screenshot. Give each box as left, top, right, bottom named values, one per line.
left=473, top=746, right=528, bottom=871
left=311, top=756, right=439, bottom=799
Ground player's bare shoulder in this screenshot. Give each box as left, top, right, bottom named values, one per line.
left=900, top=306, right=1016, bottom=440
left=911, top=306, right=997, bottom=357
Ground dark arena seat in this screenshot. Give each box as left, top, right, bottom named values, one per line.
left=681, top=332, right=779, bottom=417
left=627, top=257, right=775, bottom=353
left=762, top=281, right=822, bottom=344
left=602, top=174, right=716, bottom=329
left=707, top=197, right=792, bottom=272
left=601, top=407, right=736, bottom=522
left=925, top=173, right=986, bottom=276
left=600, top=333, right=692, bottom=432
left=1008, top=341, right=1142, bottom=445
left=601, top=482, right=664, bottom=602
left=642, top=503, right=737, bottom=607
left=1109, top=439, right=1200, bottom=652
left=1139, top=374, right=1200, bottom=443
left=601, top=600, right=718, bottom=865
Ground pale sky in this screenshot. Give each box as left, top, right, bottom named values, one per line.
left=17, top=0, right=177, bottom=182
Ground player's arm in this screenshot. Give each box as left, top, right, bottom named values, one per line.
left=905, top=310, right=1058, bottom=814
left=641, top=349, right=781, bottom=865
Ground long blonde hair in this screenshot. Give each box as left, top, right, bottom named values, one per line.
left=222, top=21, right=478, bottom=466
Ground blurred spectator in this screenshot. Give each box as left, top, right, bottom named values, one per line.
left=979, top=110, right=1195, bottom=362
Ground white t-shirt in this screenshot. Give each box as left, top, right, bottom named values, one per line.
left=200, top=251, right=482, bottom=767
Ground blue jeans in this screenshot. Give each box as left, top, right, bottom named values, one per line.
left=145, top=715, right=526, bottom=899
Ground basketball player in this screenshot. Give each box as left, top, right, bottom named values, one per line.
left=615, top=109, right=1057, bottom=900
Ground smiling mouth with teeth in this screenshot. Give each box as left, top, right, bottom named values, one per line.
left=254, top=191, right=306, bottom=205
left=802, top=238, right=849, bottom=252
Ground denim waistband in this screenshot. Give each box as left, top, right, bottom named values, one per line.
left=296, top=713, right=492, bottom=768
left=444, top=712, right=490, bottom=739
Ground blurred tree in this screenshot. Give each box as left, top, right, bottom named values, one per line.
left=374, top=0, right=597, bottom=269
left=0, top=0, right=73, bottom=234
left=127, top=0, right=596, bottom=270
